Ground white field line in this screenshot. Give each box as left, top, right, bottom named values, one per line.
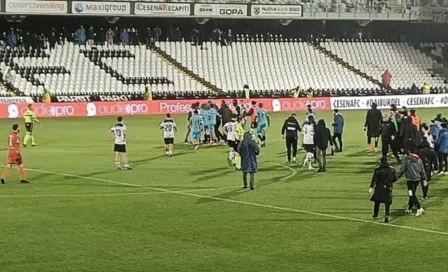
left=0, top=185, right=241, bottom=199
left=25, top=168, right=448, bottom=236
left=270, top=163, right=298, bottom=181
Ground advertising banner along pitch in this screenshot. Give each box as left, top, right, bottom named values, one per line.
left=134, top=2, right=190, bottom=16
left=72, top=1, right=130, bottom=15
left=194, top=3, right=248, bottom=17
left=5, top=0, right=68, bottom=14
left=250, top=4, right=303, bottom=18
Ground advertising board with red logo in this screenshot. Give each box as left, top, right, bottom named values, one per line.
left=0, top=97, right=330, bottom=119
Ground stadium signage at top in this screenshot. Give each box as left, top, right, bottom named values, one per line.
left=135, top=3, right=190, bottom=16
left=251, top=4, right=303, bottom=18
left=72, top=1, right=130, bottom=15
left=5, top=0, right=68, bottom=14
left=194, top=4, right=248, bottom=17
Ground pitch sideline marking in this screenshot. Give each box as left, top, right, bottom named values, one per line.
left=26, top=168, right=448, bottom=236
left=270, top=163, right=298, bottom=181
left=0, top=185, right=241, bottom=199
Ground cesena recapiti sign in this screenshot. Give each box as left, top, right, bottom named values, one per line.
left=250, top=4, right=303, bottom=18
left=134, top=3, right=190, bottom=16
left=5, top=0, right=67, bottom=14
left=72, top=1, right=130, bottom=15
left=330, top=94, right=448, bottom=110
left=194, top=4, right=247, bottom=17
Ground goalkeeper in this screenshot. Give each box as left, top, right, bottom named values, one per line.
left=23, top=104, right=40, bottom=147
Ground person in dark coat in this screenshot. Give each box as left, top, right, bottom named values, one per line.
left=369, top=157, right=397, bottom=223
left=238, top=132, right=260, bottom=190
left=314, top=119, right=334, bottom=172
left=331, top=109, right=344, bottom=152
left=381, top=113, right=400, bottom=163
left=399, top=109, right=417, bottom=154
left=219, top=100, right=233, bottom=128
left=281, top=113, right=301, bottom=163
left=418, top=138, right=439, bottom=200
left=364, top=103, right=382, bottom=151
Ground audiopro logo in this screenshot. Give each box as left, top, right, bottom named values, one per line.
left=74, top=3, right=85, bottom=13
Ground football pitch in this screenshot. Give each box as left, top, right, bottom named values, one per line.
left=0, top=109, right=447, bottom=272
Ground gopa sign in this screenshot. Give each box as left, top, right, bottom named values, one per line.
left=251, top=4, right=303, bottom=18
left=72, top=1, right=130, bottom=15
left=194, top=4, right=247, bottom=17
left=5, top=0, right=67, bottom=14
left=134, top=3, right=190, bottom=16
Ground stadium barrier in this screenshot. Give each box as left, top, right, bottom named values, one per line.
left=330, top=94, right=448, bottom=110
left=0, top=97, right=331, bottom=118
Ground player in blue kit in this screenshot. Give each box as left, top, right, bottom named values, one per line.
left=190, top=109, right=203, bottom=152
left=256, top=103, right=270, bottom=147
left=208, top=103, right=218, bottom=142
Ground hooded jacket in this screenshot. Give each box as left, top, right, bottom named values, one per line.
left=435, top=128, right=448, bottom=154
left=418, top=140, right=438, bottom=175
left=238, top=132, right=260, bottom=173
left=397, top=154, right=427, bottom=182
left=314, top=119, right=333, bottom=150
left=332, top=112, right=344, bottom=134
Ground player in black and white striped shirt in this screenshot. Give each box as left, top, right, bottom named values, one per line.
left=160, top=113, right=177, bottom=157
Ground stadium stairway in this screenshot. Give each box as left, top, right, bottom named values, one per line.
left=150, top=45, right=219, bottom=92
left=314, top=43, right=383, bottom=87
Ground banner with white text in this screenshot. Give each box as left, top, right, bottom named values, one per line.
left=250, top=4, right=303, bottom=18
left=5, top=0, right=67, bottom=14
left=194, top=3, right=247, bottom=17
left=330, top=94, right=448, bottom=110
left=72, top=1, right=130, bottom=15
left=134, top=2, right=191, bottom=16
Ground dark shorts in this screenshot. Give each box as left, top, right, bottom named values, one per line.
left=303, top=144, right=315, bottom=153
left=114, top=144, right=127, bottom=153
left=367, top=131, right=380, bottom=138
left=25, top=123, right=33, bottom=133
left=164, top=138, right=174, bottom=145
left=228, top=140, right=238, bottom=151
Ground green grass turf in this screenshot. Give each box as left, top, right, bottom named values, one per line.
left=0, top=109, right=448, bottom=272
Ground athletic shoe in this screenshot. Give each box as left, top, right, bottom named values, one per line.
left=404, top=209, right=412, bottom=214
left=292, top=158, right=297, bottom=163
left=421, top=196, right=429, bottom=201
left=416, top=208, right=425, bottom=217
left=20, top=180, right=29, bottom=184
left=384, top=217, right=389, bottom=223
left=308, top=165, right=315, bottom=170
left=372, top=216, right=378, bottom=221
left=437, top=171, right=445, bottom=176
left=32, top=143, right=37, bottom=147
left=1, top=179, right=4, bottom=184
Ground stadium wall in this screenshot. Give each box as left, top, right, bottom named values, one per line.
left=0, top=94, right=446, bottom=118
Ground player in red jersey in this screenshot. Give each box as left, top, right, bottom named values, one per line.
left=1, top=124, right=28, bottom=184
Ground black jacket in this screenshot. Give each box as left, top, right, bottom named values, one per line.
left=400, top=115, right=417, bottom=140
left=365, top=108, right=382, bottom=135
left=418, top=141, right=439, bottom=179
left=314, top=120, right=333, bottom=150
left=370, top=163, right=397, bottom=204
left=219, top=106, right=232, bottom=124
left=281, top=116, right=301, bottom=138
left=381, top=120, right=397, bottom=141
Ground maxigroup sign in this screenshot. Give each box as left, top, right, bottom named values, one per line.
left=251, top=4, right=303, bottom=18
left=5, top=0, right=67, bottom=14
left=134, top=3, right=190, bottom=16
left=72, top=1, right=130, bottom=15
left=194, top=4, right=247, bottom=17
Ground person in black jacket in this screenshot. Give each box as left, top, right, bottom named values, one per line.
left=281, top=113, right=301, bottom=163
left=418, top=138, right=439, bottom=200
left=364, top=103, right=382, bottom=151
left=399, top=109, right=417, bottom=154
left=381, top=113, right=400, bottom=163
left=369, top=157, right=397, bottom=223
left=314, top=119, right=334, bottom=172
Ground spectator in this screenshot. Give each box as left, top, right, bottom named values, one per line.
left=168, top=25, right=176, bottom=41
left=87, top=26, right=95, bottom=45
left=97, top=28, right=105, bottom=45
left=191, top=28, right=199, bottom=46
left=120, top=29, right=129, bottom=45
left=7, top=30, right=17, bottom=47
left=422, top=82, right=431, bottom=94
left=74, top=25, right=86, bottom=45
left=154, top=26, right=162, bottom=42
left=145, top=27, right=153, bottom=46
left=175, top=27, right=182, bottom=42
left=106, top=28, right=114, bottom=46
left=49, top=30, right=58, bottom=49
left=382, top=69, right=392, bottom=89
left=114, top=27, right=120, bottom=44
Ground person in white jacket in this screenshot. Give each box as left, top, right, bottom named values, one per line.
left=302, top=115, right=316, bottom=170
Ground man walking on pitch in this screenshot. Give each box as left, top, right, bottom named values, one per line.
left=111, top=116, right=131, bottom=170
left=23, top=104, right=40, bottom=147
left=381, top=113, right=400, bottom=163
left=302, top=115, right=316, bottom=170
left=396, top=149, right=427, bottom=216
left=314, top=119, right=334, bottom=172
left=418, top=138, right=438, bottom=200
left=238, top=132, right=260, bottom=190
left=281, top=113, right=301, bottom=163
left=369, top=157, right=397, bottom=223
left=1, top=124, right=29, bottom=184
left=364, top=103, right=382, bottom=152
left=332, top=109, right=344, bottom=152
left=160, top=113, right=177, bottom=157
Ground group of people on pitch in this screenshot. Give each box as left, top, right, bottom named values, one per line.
left=366, top=103, right=448, bottom=223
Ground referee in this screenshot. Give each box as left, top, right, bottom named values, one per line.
left=23, top=104, right=39, bottom=147
left=281, top=113, right=301, bottom=163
